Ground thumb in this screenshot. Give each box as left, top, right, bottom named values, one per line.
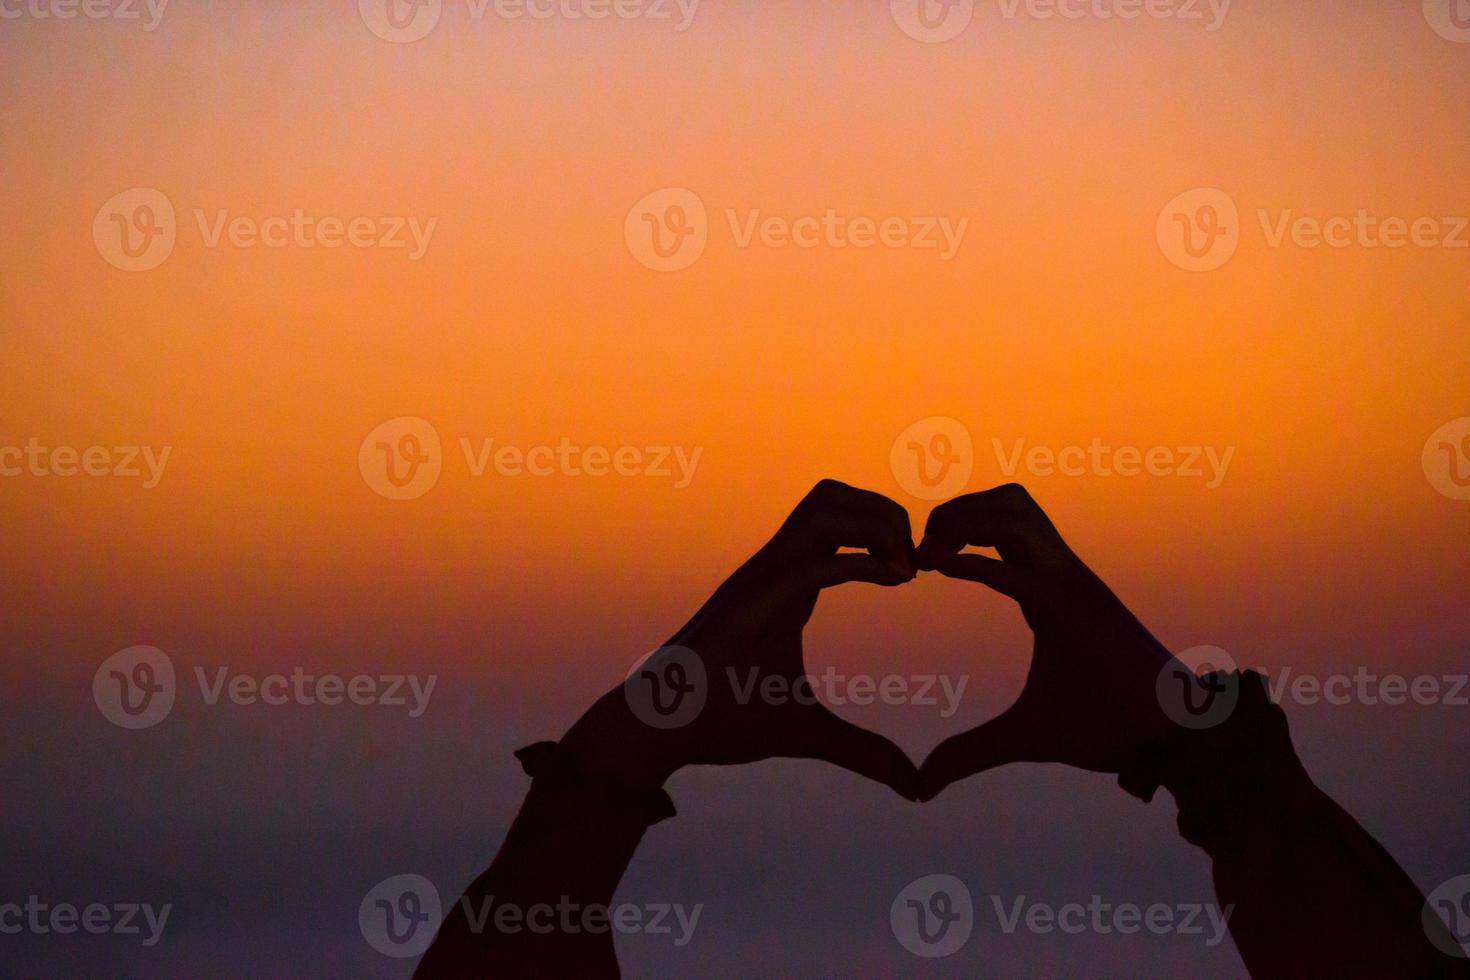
left=927, top=553, right=1033, bottom=602
left=918, top=705, right=1037, bottom=802
left=803, top=553, right=915, bottom=590
left=784, top=705, right=921, bottom=801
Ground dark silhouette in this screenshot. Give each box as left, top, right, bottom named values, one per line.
left=414, top=481, right=1468, bottom=978
left=914, top=484, right=1468, bottom=978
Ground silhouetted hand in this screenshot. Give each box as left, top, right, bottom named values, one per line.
left=915, top=484, right=1184, bottom=800
left=561, top=479, right=922, bottom=800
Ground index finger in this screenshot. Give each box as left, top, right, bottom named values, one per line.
left=915, top=483, right=1065, bottom=569
left=774, top=479, right=916, bottom=572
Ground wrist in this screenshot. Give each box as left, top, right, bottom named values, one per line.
left=1121, top=669, right=1318, bottom=852
left=559, top=689, right=684, bottom=790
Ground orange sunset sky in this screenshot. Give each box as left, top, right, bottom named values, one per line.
left=1, top=2, right=1467, bottom=976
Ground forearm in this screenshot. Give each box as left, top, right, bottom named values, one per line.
left=1208, top=774, right=1458, bottom=978
left=415, top=726, right=677, bottom=978
left=1125, top=671, right=1466, bottom=978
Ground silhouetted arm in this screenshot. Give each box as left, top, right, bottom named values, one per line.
left=916, top=484, right=1467, bottom=977
left=415, top=481, right=921, bottom=977
left=413, top=726, right=675, bottom=978
left=1123, top=670, right=1467, bottom=979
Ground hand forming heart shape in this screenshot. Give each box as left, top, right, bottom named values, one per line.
left=423, top=479, right=1461, bottom=980
left=561, top=479, right=1201, bottom=804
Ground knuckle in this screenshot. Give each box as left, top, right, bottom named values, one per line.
left=809, top=478, right=848, bottom=502
left=923, top=498, right=959, bottom=534
left=881, top=496, right=912, bottom=531
left=997, top=482, right=1032, bottom=502
left=928, top=490, right=975, bottom=524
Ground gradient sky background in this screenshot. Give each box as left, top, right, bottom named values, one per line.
left=2, top=1, right=1468, bottom=976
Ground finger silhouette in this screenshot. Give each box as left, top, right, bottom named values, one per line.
left=787, top=704, right=921, bottom=801
left=915, top=483, right=1066, bottom=571
left=778, top=479, right=916, bottom=573
left=918, top=705, right=1037, bottom=802
left=926, top=553, right=1032, bottom=601
left=913, top=484, right=1184, bottom=787
left=644, top=480, right=924, bottom=799
left=796, top=553, right=916, bottom=591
